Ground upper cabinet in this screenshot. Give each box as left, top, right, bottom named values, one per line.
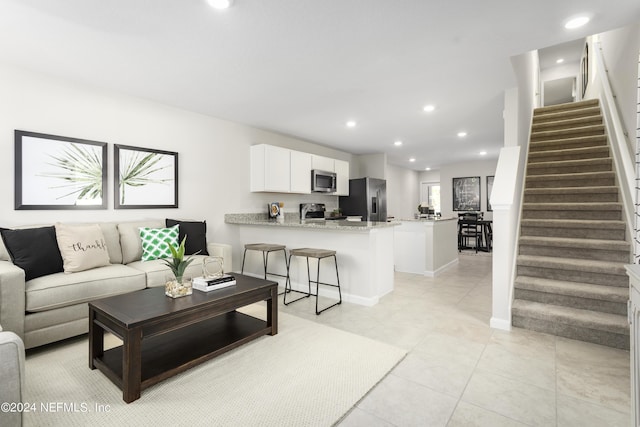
left=290, top=150, right=312, bottom=194
left=311, top=155, right=335, bottom=172
left=250, top=144, right=348, bottom=195
left=250, top=144, right=291, bottom=192
left=335, top=160, right=349, bottom=196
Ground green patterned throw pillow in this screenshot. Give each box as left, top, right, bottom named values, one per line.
left=139, top=225, right=179, bottom=261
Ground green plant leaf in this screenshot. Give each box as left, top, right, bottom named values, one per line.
left=39, top=143, right=103, bottom=201
left=162, top=236, right=199, bottom=279
left=119, top=151, right=173, bottom=204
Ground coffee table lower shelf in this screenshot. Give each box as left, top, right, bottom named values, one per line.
left=92, top=311, right=268, bottom=396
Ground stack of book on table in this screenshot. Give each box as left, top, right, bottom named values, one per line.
left=193, top=274, right=236, bottom=292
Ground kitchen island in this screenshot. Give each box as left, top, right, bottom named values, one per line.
left=225, top=214, right=397, bottom=306
left=394, top=218, right=458, bottom=276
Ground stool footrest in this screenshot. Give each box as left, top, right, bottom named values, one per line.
left=286, top=251, right=342, bottom=315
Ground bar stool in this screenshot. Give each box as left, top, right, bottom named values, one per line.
left=241, top=244, right=289, bottom=293
left=284, top=248, right=342, bottom=315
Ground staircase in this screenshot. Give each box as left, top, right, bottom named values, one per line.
left=511, top=99, right=631, bottom=350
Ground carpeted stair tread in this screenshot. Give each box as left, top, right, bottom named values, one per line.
left=531, top=115, right=602, bottom=132
left=526, top=158, right=612, bottom=175
left=528, top=146, right=610, bottom=162
left=534, top=99, right=599, bottom=114
left=520, top=219, right=626, bottom=240
left=533, top=106, right=602, bottom=123
left=520, top=219, right=626, bottom=230
left=522, top=202, right=622, bottom=220
left=525, top=171, right=615, bottom=187
left=522, top=202, right=622, bottom=211
left=519, top=235, right=630, bottom=251
left=511, top=299, right=628, bottom=335
left=524, top=186, right=617, bottom=195
left=524, top=186, right=618, bottom=203
left=530, top=125, right=605, bottom=142
left=520, top=218, right=626, bottom=230
left=529, top=135, right=608, bottom=152
left=514, top=276, right=629, bottom=303
left=517, top=254, right=627, bottom=276
left=528, top=157, right=612, bottom=167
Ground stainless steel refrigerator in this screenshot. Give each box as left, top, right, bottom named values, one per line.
left=338, top=178, right=387, bottom=222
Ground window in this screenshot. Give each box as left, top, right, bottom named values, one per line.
left=420, top=182, right=441, bottom=213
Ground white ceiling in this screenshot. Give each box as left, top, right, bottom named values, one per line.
left=1, top=0, right=639, bottom=170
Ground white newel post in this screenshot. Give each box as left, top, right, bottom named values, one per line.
left=490, top=146, right=523, bottom=331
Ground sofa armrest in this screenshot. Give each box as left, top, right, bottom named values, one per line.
left=0, top=331, right=25, bottom=427
left=207, top=242, right=233, bottom=274
left=0, top=262, right=25, bottom=341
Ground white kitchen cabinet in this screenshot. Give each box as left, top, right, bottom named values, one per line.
left=250, top=144, right=291, bottom=192
left=290, top=150, right=312, bottom=194
left=335, top=159, right=350, bottom=196
left=252, top=144, right=349, bottom=195
left=311, top=155, right=335, bottom=172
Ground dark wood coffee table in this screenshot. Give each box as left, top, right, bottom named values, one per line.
left=88, top=273, right=278, bottom=403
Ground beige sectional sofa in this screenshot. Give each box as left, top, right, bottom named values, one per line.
left=0, top=325, right=24, bottom=427
left=0, top=219, right=231, bottom=349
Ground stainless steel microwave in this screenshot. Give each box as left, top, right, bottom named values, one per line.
left=311, top=169, right=337, bottom=193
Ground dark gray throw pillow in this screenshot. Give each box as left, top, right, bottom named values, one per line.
left=165, top=219, right=209, bottom=256
left=0, top=226, right=64, bottom=281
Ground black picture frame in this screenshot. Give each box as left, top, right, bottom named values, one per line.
left=452, top=176, right=481, bottom=211
left=114, top=144, right=178, bottom=209
left=486, top=176, right=495, bottom=212
left=14, top=130, right=107, bottom=210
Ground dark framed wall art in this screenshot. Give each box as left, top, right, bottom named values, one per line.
left=114, top=144, right=178, bottom=209
left=486, top=176, right=495, bottom=211
left=452, top=176, right=481, bottom=211
left=14, top=130, right=107, bottom=210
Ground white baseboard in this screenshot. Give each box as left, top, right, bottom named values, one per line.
left=424, top=258, right=459, bottom=277
left=490, top=317, right=512, bottom=331
left=282, top=280, right=380, bottom=307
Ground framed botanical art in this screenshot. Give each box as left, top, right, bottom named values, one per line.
left=14, top=130, right=107, bottom=210
left=114, top=144, right=178, bottom=209
left=452, top=176, right=481, bottom=211
left=486, top=176, right=495, bottom=211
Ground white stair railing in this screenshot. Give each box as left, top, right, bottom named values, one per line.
left=590, top=39, right=636, bottom=240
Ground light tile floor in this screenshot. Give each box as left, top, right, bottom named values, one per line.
left=277, top=253, right=631, bottom=427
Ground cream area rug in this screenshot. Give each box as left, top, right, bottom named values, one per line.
left=23, top=305, right=406, bottom=427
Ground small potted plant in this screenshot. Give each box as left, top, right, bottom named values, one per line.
left=163, top=237, right=198, bottom=298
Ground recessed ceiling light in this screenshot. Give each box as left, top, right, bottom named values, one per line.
left=409, top=158, right=416, bottom=162
left=556, top=58, right=564, bottom=64
left=479, top=151, right=487, bottom=156
left=425, top=167, right=431, bottom=171
left=423, top=105, right=435, bottom=112
left=394, top=140, right=403, bottom=146
left=207, top=0, right=233, bottom=9
left=564, top=16, right=590, bottom=29
left=346, top=120, right=357, bottom=128
left=457, top=131, right=467, bottom=138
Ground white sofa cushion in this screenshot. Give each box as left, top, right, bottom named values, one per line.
left=98, top=223, right=123, bottom=264
left=25, top=264, right=146, bottom=312
left=55, top=223, right=111, bottom=273
left=117, top=220, right=164, bottom=264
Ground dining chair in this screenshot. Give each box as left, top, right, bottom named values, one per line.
left=458, top=212, right=483, bottom=252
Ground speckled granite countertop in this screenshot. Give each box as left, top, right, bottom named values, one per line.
left=225, top=213, right=398, bottom=230
left=397, top=217, right=457, bottom=222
